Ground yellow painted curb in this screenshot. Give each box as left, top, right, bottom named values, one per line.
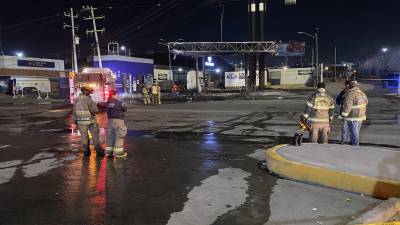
left=359, top=221, right=400, bottom=224
left=265, top=144, right=400, bottom=199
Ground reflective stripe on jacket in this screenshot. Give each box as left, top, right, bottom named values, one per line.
left=151, top=85, right=160, bottom=94
left=73, top=93, right=99, bottom=125
left=341, top=87, right=368, bottom=121
left=302, top=88, right=335, bottom=124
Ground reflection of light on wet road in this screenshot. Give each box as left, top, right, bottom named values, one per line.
left=203, top=133, right=217, bottom=146
left=62, top=155, right=107, bottom=225
left=90, top=157, right=107, bottom=225
left=201, top=133, right=221, bottom=170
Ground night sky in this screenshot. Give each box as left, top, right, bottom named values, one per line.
left=1, top=0, right=399, bottom=64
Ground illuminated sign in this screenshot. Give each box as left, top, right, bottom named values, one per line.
left=205, top=56, right=215, bottom=67
left=17, top=60, right=55, bottom=68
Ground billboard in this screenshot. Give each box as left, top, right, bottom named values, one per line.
left=17, top=60, right=55, bottom=68
left=276, top=42, right=305, bottom=56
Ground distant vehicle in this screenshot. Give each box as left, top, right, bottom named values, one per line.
left=70, top=68, right=116, bottom=103
left=12, top=77, right=51, bottom=95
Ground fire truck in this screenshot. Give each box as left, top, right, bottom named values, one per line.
left=69, top=68, right=116, bottom=103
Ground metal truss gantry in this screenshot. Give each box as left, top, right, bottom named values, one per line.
left=166, top=41, right=278, bottom=56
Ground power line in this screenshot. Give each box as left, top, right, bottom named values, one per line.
left=119, top=0, right=211, bottom=42
left=107, top=0, right=177, bottom=40
left=112, top=0, right=186, bottom=41
left=3, top=14, right=62, bottom=30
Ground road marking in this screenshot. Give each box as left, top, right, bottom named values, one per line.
left=22, top=158, right=64, bottom=178
left=26, top=152, right=55, bottom=163
left=0, top=145, right=11, bottom=150
left=0, top=160, right=23, bottom=184
left=167, top=167, right=251, bottom=225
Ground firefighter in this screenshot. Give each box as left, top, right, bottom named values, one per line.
left=73, top=85, right=104, bottom=156
left=151, top=82, right=161, bottom=105
left=105, top=90, right=128, bottom=158
left=301, top=82, right=335, bottom=144
left=341, top=81, right=368, bottom=146
left=142, top=84, right=150, bottom=106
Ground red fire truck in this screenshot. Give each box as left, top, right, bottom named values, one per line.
left=69, top=68, right=116, bottom=103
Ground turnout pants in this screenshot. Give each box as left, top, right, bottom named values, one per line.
left=77, top=123, right=102, bottom=153
left=309, top=122, right=330, bottom=144
left=152, top=93, right=161, bottom=105
left=143, top=95, right=150, bottom=106
left=106, top=119, right=127, bottom=157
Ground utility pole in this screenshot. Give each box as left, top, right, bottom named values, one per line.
left=259, top=0, right=266, bottom=91
left=334, top=46, right=337, bottom=82
left=220, top=1, right=224, bottom=42
left=64, top=8, right=79, bottom=73
left=315, top=28, right=319, bottom=83
left=83, top=5, right=105, bottom=68
left=0, top=17, right=4, bottom=55
left=250, top=0, right=257, bottom=91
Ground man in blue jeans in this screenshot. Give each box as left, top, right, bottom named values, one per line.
left=341, top=81, right=368, bottom=146
left=336, top=81, right=350, bottom=144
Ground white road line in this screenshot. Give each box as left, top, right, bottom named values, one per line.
left=167, top=167, right=251, bottom=225
left=0, top=145, right=11, bottom=150
left=22, top=158, right=64, bottom=178
left=0, top=160, right=23, bottom=184
left=26, top=152, right=56, bottom=163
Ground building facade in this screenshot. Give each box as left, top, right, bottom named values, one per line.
left=93, top=55, right=154, bottom=97
left=0, top=55, right=65, bottom=95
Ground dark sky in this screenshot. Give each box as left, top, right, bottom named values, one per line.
left=1, top=0, right=399, bottom=64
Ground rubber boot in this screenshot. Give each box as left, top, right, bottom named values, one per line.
left=83, top=147, right=91, bottom=157
left=96, top=146, right=105, bottom=157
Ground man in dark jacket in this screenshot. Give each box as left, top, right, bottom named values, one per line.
left=105, top=90, right=128, bottom=158
left=336, top=80, right=350, bottom=144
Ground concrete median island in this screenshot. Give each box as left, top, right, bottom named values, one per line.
left=266, top=144, right=400, bottom=199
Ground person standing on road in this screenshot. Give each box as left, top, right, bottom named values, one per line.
left=301, top=82, right=335, bottom=144
left=341, top=81, right=368, bottom=146
left=151, top=82, right=161, bottom=105
left=142, top=85, right=150, bottom=106
left=73, top=85, right=104, bottom=157
left=336, top=80, right=351, bottom=144
left=105, top=90, right=128, bottom=158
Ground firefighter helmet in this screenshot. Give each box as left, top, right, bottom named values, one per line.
left=81, top=85, right=94, bottom=94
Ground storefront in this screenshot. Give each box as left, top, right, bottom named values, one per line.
left=0, top=55, right=65, bottom=96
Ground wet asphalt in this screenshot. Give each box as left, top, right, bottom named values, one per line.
left=0, top=106, right=280, bottom=225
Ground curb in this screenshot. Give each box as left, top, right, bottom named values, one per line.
left=265, top=144, right=400, bottom=199
left=347, top=198, right=400, bottom=225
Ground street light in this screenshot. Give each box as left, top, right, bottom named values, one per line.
left=382, top=47, right=388, bottom=53
left=216, top=68, right=221, bottom=73
left=298, top=29, right=319, bottom=85
left=120, top=46, right=126, bottom=51
left=16, top=52, right=24, bottom=58
left=178, top=68, right=183, bottom=72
